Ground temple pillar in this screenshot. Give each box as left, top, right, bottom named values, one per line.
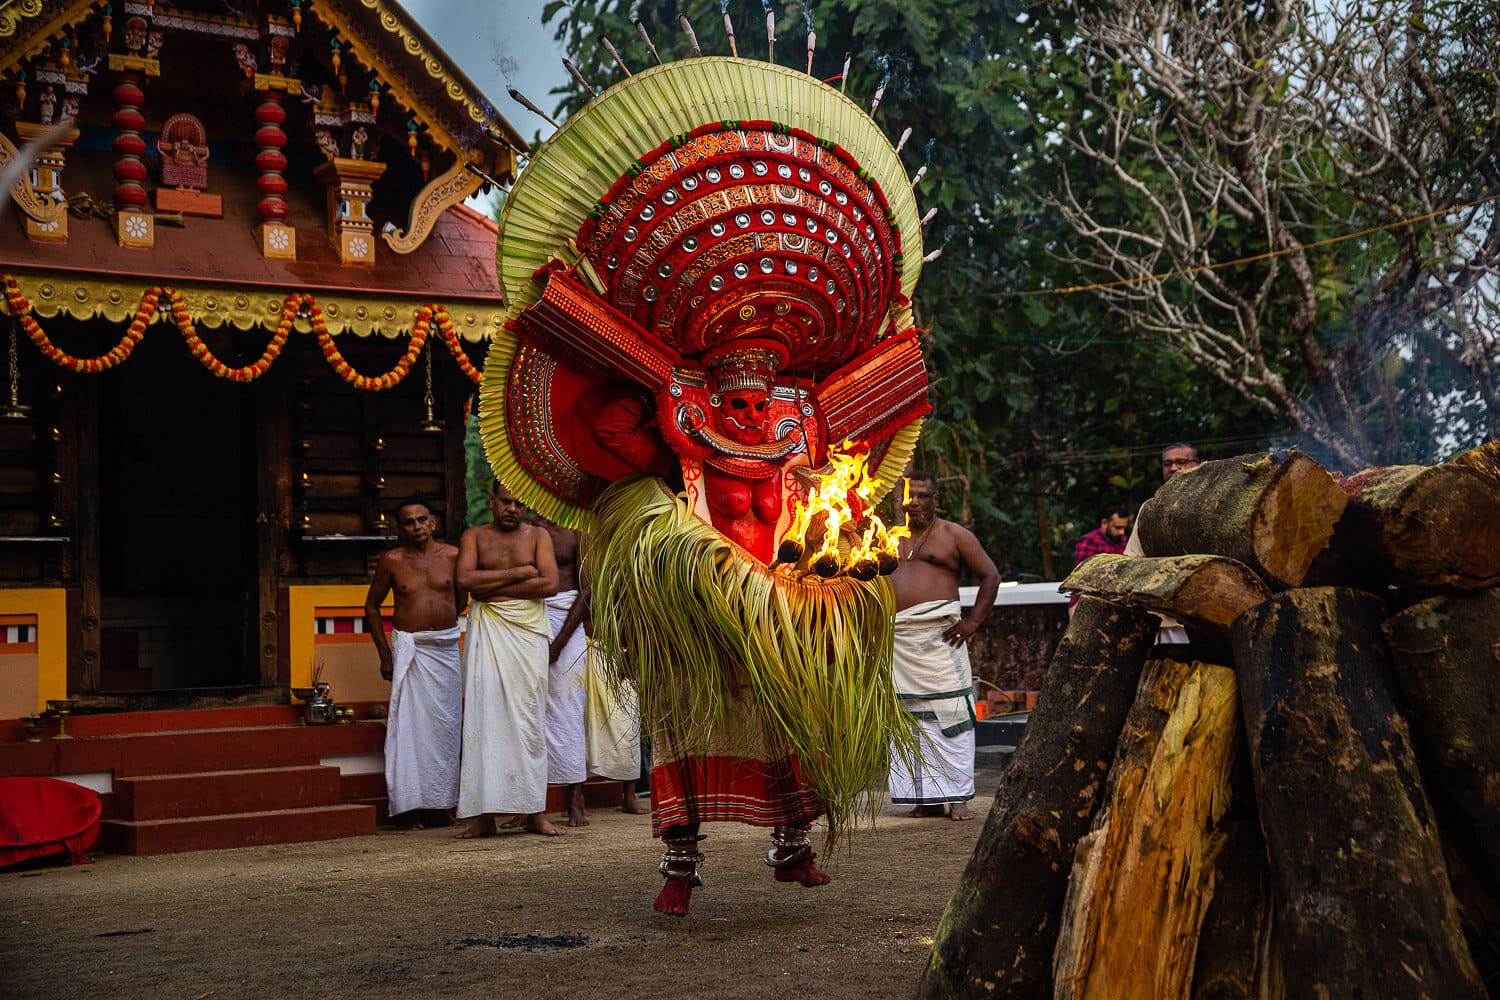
left=312, top=158, right=386, bottom=267
left=107, top=55, right=159, bottom=249
left=14, top=122, right=79, bottom=244
left=252, top=87, right=293, bottom=259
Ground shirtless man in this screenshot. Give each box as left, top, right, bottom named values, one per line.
left=888, top=471, right=1001, bottom=821
left=454, top=484, right=562, bottom=838
left=539, top=519, right=591, bottom=827
left=365, top=499, right=466, bottom=830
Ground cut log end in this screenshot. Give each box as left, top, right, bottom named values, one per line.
left=1062, top=554, right=1270, bottom=638
left=1250, top=454, right=1349, bottom=587
left=1137, top=450, right=1346, bottom=589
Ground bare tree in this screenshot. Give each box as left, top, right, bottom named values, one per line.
left=1047, top=0, right=1500, bottom=466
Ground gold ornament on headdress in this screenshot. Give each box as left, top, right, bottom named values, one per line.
left=708, top=346, right=782, bottom=393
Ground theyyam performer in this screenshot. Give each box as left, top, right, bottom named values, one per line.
left=480, top=41, right=937, bottom=914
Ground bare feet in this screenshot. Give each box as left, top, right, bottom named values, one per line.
left=454, top=814, right=498, bottom=839
left=525, top=813, right=566, bottom=837
left=499, top=815, right=526, bottom=829
left=566, top=784, right=589, bottom=827
left=620, top=784, right=646, bottom=815
left=773, top=853, right=832, bottom=887
left=393, top=811, right=425, bottom=831
left=653, top=879, right=694, bottom=916
left=905, top=805, right=942, bottom=818
left=949, top=802, right=975, bottom=821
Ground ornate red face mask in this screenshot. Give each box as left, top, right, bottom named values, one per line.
left=714, top=387, right=771, bottom=446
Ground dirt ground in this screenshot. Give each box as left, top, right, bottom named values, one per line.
left=0, top=753, right=1008, bottom=1000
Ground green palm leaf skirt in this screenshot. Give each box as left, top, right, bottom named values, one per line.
left=587, top=475, right=921, bottom=849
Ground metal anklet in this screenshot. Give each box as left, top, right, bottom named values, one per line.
left=660, top=834, right=707, bottom=886
left=764, top=826, right=811, bottom=868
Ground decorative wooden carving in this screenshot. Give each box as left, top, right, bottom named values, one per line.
left=313, top=157, right=387, bottom=267
left=380, top=155, right=482, bottom=255
left=1, top=125, right=73, bottom=241
left=156, top=112, right=208, bottom=189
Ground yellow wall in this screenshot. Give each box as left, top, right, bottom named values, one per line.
left=0, top=589, right=67, bottom=717
left=287, top=585, right=392, bottom=703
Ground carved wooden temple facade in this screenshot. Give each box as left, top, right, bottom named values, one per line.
left=0, top=0, right=523, bottom=723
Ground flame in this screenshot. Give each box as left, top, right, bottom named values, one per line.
left=778, top=442, right=910, bottom=577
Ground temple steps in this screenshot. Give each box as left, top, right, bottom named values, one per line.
left=0, top=706, right=384, bottom=855
left=113, top=764, right=347, bottom=821
left=101, top=803, right=376, bottom=856
left=2, top=702, right=644, bottom=855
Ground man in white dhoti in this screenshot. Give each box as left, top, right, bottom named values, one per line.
left=583, top=639, right=645, bottom=814
left=454, top=483, right=562, bottom=838
left=540, top=520, right=591, bottom=826
left=364, top=499, right=465, bottom=829
left=887, top=471, right=1000, bottom=821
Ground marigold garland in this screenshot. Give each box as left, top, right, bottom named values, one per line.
left=312, top=301, right=427, bottom=391
left=1, top=276, right=484, bottom=388
left=434, top=309, right=483, bottom=383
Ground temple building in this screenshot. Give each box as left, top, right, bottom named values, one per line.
left=0, top=0, right=525, bottom=850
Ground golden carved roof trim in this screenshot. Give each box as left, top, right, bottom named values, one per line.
left=3, top=270, right=504, bottom=342
left=1, top=0, right=101, bottom=76
left=307, top=0, right=523, bottom=174
left=0, top=0, right=47, bottom=40
left=354, top=0, right=526, bottom=150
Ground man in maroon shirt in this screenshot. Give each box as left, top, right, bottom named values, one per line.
left=1073, top=504, right=1130, bottom=566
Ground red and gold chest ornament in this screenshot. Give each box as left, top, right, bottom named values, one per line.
left=481, top=58, right=931, bottom=566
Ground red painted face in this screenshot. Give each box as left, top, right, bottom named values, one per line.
left=714, top=387, right=771, bottom=445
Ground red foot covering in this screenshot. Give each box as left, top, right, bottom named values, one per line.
left=773, top=853, right=832, bottom=886
left=652, top=878, right=694, bottom=916
left=0, top=777, right=102, bottom=867
left=649, top=753, right=821, bottom=836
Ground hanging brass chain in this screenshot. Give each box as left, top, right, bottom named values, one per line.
left=8, top=320, right=19, bottom=407
left=420, top=339, right=442, bottom=431
left=4, top=316, right=28, bottom=419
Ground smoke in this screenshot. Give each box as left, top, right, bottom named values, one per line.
left=482, top=24, right=519, bottom=85
left=870, top=52, right=919, bottom=101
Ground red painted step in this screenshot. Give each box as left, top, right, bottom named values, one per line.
left=101, top=803, right=377, bottom=855
left=115, top=765, right=345, bottom=821
left=0, top=722, right=385, bottom=779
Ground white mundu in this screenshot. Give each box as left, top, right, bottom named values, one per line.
left=457, top=598, right=551, bottom=817
left=384, top=624, right=463, bottom=815
left=584, top=640, right=641, bottom=782
left=888, top=599, right=976, bottom=806
left=543, top=590, right=589, bottom=785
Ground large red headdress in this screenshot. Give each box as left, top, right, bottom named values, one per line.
left=481, top=58, right=932, bottom=563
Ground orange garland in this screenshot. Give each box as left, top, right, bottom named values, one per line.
left=1, top=277, right=484, bottom=388
left=435, top=310, right=483, bottom=383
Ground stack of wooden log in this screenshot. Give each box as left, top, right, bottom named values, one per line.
left=917, top=441, right=1500, bottom=1000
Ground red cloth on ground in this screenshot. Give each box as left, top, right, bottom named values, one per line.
left=0, top=776, right=102, bottom=867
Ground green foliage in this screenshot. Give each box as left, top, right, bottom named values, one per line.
left=463, top=412, right=492, bottom=528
